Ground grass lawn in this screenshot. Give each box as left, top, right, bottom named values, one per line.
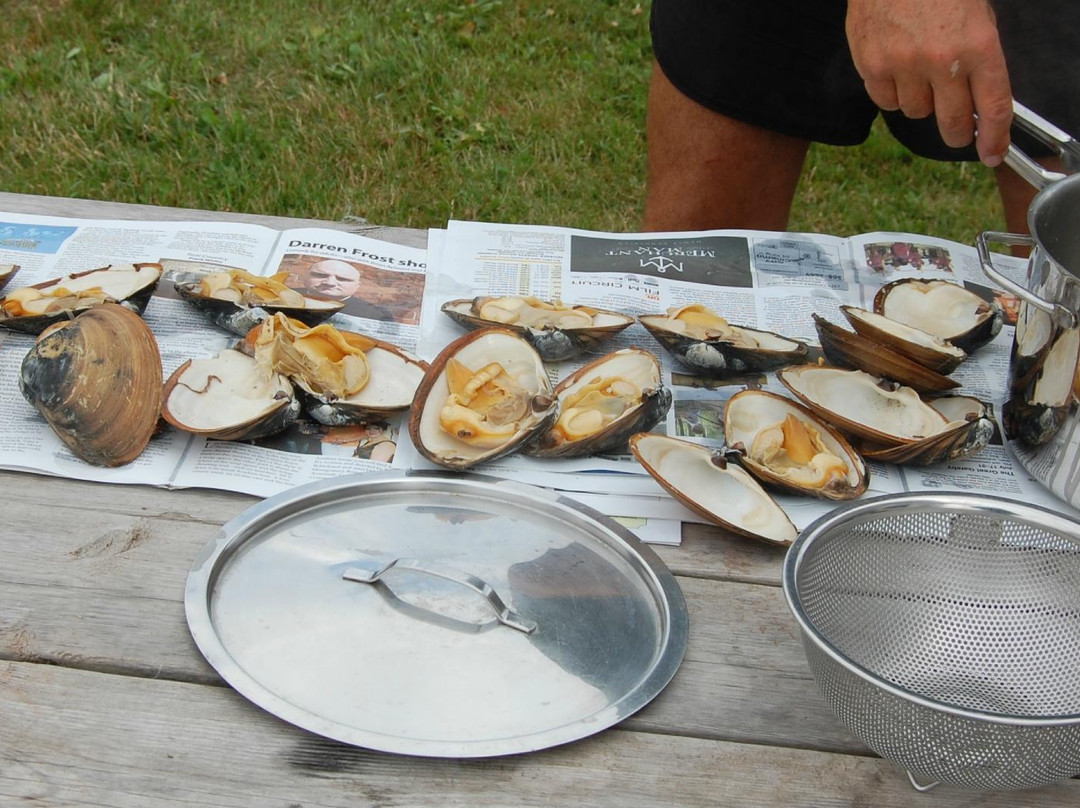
left=1, top=0, right=1003, bottom=244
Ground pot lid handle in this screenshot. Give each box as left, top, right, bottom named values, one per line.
left=344, top=558, right=538, bottom=634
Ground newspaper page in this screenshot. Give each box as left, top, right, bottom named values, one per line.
left=0, top=210, right=427, bottom=498
left=399, top=219, right=1080, bottom=535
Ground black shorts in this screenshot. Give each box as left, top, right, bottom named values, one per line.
left=651, top=0, right=1079, bottom=160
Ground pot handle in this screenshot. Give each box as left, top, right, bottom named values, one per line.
left=1004, top=100, right=1074, bottom=189
left=343, top=558, right=537, bottom=634
left=976, top=231, right=1077, bottom=330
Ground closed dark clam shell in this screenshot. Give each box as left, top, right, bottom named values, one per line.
left=19, top=304, right=163, bottom=466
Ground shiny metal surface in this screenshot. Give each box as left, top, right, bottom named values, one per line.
left=185, top=470, right=688, bottom=758
left=784, top=492, right=1080, bottom=791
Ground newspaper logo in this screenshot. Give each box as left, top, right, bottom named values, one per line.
left=639, top=255, right=683, bottom=274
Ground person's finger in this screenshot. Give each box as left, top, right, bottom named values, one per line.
left=969, top=64, right=1013, bottom=166
left=892, top=76, right=935, bottom=119
left=862, top=78, right=900, bottom=112
left=932, top=66, right=977, bottom=148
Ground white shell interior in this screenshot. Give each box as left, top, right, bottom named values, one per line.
left=48, top=265, right=159, bottom=298
left=781, top=366, right=947, bottom=440
left=880, top=281, right=988, bottom=339
left=417, top=331, right=552, bottom=463
left=559, top=348, right=659, bottom=398
left=724, top=393, right=863, bottom=487
left=166, top=349, right=292, bottom=430
left=340, top=347, right=426, bottom=408
left=845, top=306, right=965, bottom=358
left=633, top=435, right=796, bottom=544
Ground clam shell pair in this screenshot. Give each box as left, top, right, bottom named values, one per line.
left=409, top=329, right=670, bottom=469
left=639, top=304, right=807, bottom=378
left=175, top=269, right=345, bottom=336
left=0, top=263, right=162, bottom=334
left=441, top=295, right=635, bottom=361
left=20, top=304, right=163, bottom=467
left=162, top=315, right=429, bottom=440
left=778, top=365, right=994, bottom=466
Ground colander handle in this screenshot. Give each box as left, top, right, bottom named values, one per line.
left=906, top=771, right=940, bottom=792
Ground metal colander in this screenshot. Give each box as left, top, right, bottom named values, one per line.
left=782, top=492, right=1080, bottom=791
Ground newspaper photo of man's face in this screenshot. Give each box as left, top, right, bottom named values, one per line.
left=300, top=259, right=362, bottom=301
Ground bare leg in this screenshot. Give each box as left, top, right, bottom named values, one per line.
left=994, top=156, right=1064, bottom=243
left=643, top=61, right=810, bottom=232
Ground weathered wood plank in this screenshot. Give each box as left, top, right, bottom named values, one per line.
left=3, top=660, right=1075, bottom=807
left=0, top=490, right=860, bottom=753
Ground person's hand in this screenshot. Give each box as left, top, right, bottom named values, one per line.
left=845, top=0, right=1013, bottom=167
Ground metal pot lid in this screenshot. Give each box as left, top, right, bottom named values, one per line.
left=184, top=470, right=688, bottom=757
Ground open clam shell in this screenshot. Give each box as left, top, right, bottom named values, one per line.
left=777, top=365, right=949, bottom=447
left=639, top=304, right=807, bottom=378
left=629, top=433, right=797, bottom=546
left=175, top=270, right=344, bottom=336
left=723, top=390, right=867, bottom=500
left=0, top=263, right=162, bottom=335
left=241, top=314, right=429, bottom=426
left=0, top=264, right=19, bottom=293
left=813, top=313, right=960, bottom=394
left=409, top=327, right=558, bottom=470
left=441, top=295, right=634, bottom=362
left=840, top=305, right=966, bottom=374
left=873, top=278, right=1003, bottom=354
left=162, top=349, right=300, bottom=441
left=19, top=304, right=163, bottom=467
left=525, top=347, right=672, bottom=458
left=858, top=395, right=995, bottom=465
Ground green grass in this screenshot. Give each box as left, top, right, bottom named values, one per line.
left=0, top=0, right=1002, bottom=243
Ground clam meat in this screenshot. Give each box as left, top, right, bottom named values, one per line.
left=526, top=347, right=671, bottom=458
left=0, top=263, right=162, bottom=334
left=410, top=327, right=557, bottom=469
left=873, top=278, right=1003, bottom=354
left=19, top=303, right=163, bottom=467
left=629, top=433, right=798, bottom=545
left=639, top=303, right=807, bottom=378
left=724, top=390, right=867, bottom=499
left=243, top=313, right=427, bottom=425
left=162, top=348, right=300, bottom=441
left=441, top=295, right=634, bottom=361
left=175, top=269, right=344, bottom=335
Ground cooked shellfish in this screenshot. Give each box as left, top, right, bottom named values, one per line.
left=629, top=433, right=798, bottom=545
left=840, top=305, right=966, bottom=374
left=162, top=349, right=300, bottom=441
left=777, top=365, right=948, bottom=446
left=410, top=328, right=557, bottom=469
left=19, top=304, right=163, bottom=466
left=723, top=390, right=867, bottom=499
left=526, top=347, right=671, bottom=458
left=859, top=395, right=996, bottom=465
left=640, top=303, right=807, bottom=378
left=245, top=314, right=428, bottom=425
left=813, top=313, right=960, bottom=394
left=175, top=269, right=344, bottom=336
left=0, top=263, right=162, bottom=334
left=441, top=295, right=634, bottom=361
left=873, top=278, right=1003, bottom=354
left=0, top=264, right=19, bottom=293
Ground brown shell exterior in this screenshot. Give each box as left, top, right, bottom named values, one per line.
left=813, top=314, right=960, bottom=394
left=19, top=304, right=163, bottom=466
left=840, top=305, right=965, bottom=374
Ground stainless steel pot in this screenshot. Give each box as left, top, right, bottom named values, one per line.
left=978, top=102, right=1080, bottom=509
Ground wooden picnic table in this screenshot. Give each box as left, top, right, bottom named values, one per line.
left=1, top=191, right=1076, bottom=807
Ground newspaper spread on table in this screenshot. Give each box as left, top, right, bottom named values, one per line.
left=1, top=210, right=1076, bottom=546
